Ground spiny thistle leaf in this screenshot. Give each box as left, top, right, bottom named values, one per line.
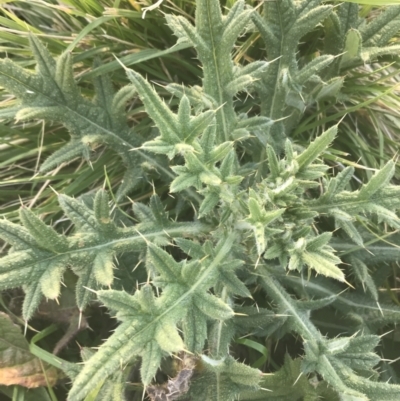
left=19, top=207, right=68, bottom=253
left=174, top=237, right=250, bottom=298
left=68, top=286, right=183, bottom=401
left=127, top=73, right=215, bottom=159
left=250, top=0, right=334, bottom=144
left=184, top=355, right=262, bottom=400
left=0, top=218, right=40, bottom=251
left=280, top=271, right=400, bottom=331
left=167, top=0, right=258, bottom=142
left=1, top=0, right=400, bottom=400
left=325, top=3, right=400, bottom=72
left=258, top=268, right=400, bottom=399
left=69, top=234, right=236, bottom=400
left=40, top=140, right=90, bottom=172
left=148, top=239, right=236, bottom=320
left=340, top=29, right=362, bottom=68
left=0, top=35, right=144, bottom=199
left=296, top=126, right=337, bottom=170
left=360, top=6, right=400, bottom=47
left=241, top=355, right=338, bottom=400
left=358, top=160, right=395, bottom=199
left=0, top=191, right=207, bottom=319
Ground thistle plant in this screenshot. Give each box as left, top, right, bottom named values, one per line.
left=1, top=1, right=400, bottom=400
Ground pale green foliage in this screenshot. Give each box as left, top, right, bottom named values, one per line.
left=1, top=0, right=400, bottom=400
left=166, top=0, right=271, bottom=143
left=326, top=3, right=400, bottom=68
left=241, top=355, right=339, bottom=400
left=0, top=191, right=207, bottom=320
left=74, top=348, right=128, bottom=401
left=185, top=355, right=262, bottom=400
left=0, top=36, right=147, bottom=199
left=252, top=0, right=400, bottom=148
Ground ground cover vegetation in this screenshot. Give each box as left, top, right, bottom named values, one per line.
left=1, top=0, right=400, bottom=400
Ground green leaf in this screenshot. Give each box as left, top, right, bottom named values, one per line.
left=195, top=291, right=234, bottom=320
left=0, top=36, right=144, bottom=198
left=170, top=172, right=200, bottom=193
left=208, top=142, right=233, bottom=165
left=68, top=286, right=184, bottom=400
left=295, top=55, right=335, bottom=84
left=55, top=52, right=80, bottom=99
left=126, top=68, right=179, bottom=144
left=185, top=355, right=262, bottom=400
left=315, top=77, right=345, bottom=100
left=93, top=250, right=115, bottom=286
left=199, top=191, right=220, bottom=217
left=0, top=219, right=37, bottom=251
left=111, top=84, right=136, bottom=121
left=302, top=251, right=344, bottom=281
left=241, top=355, right=338, bottom=400
left=141, top=341, right=162, bottom=385
left=296, top=126, right=337, bottom=169
left=29, top=34, right=56, bottom=79
left=0, top=190, right=207, bottom=320
left=349, top=257, right=378, bottom=300
left=358, top=160, right=395, bottom=199
left=306, top=232, right=332, bottom=252
left=342, top=1, right=400, bottom=4
left=218, top=264, right=251, bottom=298
left=58, top=194, right=98, bottom=231
left=19, top=207, right=68, bottom=253
left=155, top=320, right=184, bottom=353
left=93, top=190, right=114, bottom=233
left=288, top=6, right=333, bottom=44
left=147, top=243, right=182, bottom=281
left=40, top=140, right=90, bottom=173
left=165, top=14, right=207, bottom=52
left=334, top=213, right=364, bottom=247
left=183, top=306, right=208, bottom=353
left=360, top=5, right=400, bottom=46
left=266, top=145, right=280, bottom=178
left=340, top=29, right=362, bottom=68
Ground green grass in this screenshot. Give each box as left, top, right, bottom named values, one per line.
left=0, top=0, right=201, bottom=223
left=1, top=1, right=400, bottom=400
